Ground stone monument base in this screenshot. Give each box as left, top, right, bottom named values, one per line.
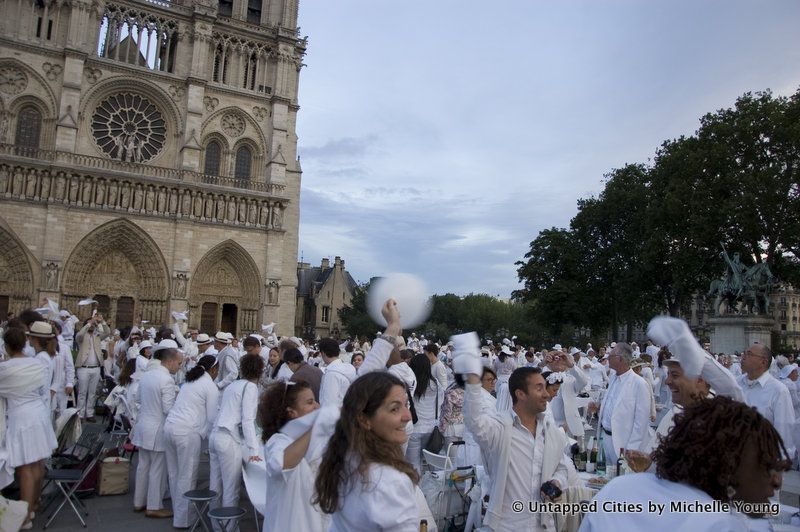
left=708, top=315, right=775, bottom=355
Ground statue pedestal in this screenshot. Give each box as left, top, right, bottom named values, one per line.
left=708, top=315, right=775, bottom=355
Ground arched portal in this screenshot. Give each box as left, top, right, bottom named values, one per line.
left=0, top=225, right=35, bottom=316
left=61, top=218, right=169, bottom=327
left=189, top=240, right=261, bottom=335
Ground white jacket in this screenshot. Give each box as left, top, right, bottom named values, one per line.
left=318, top=359, right=356, bottom=408
left=131, top=365, right=177, bottom=451
left=597, top=370, right=652, bottom=454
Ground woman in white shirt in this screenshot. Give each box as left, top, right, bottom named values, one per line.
left=263, top=347, right=291, bottom=386
left=208, top=353, right=263, bottom=511
left=315, top=371, right=421, bottom=532
left=164, top=355, right=220, bottom=529
left=405, top=353, right=440, bottom=473
left=104, top=359, right=136, bottom=423
left=0, top=324, right=57, bottom=528
left=260, top=380, right=325, bottom=532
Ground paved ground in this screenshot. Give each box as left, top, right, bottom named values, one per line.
left=29, top=422, right=261, bottom=532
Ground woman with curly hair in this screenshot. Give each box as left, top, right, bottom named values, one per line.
left=580, top=396, right=786, bottom=531
left=259, top=380, right=324, bottom=532
left=314, top=371, right=424, bottom=531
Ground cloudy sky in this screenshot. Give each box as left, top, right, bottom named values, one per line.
left=295, top=1, right=800, bottom=298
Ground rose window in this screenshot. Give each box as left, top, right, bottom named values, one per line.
left=91, top=93, right=167, bottom=163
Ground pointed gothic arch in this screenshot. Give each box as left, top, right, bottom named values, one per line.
left=0, top=223, right=35, bottom=315
left=188, top=239, right=261, bottom=334
left=61, top=218, right=169, bottom=326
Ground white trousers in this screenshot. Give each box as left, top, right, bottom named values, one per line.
left=76, top=366, right=101, bottom=418
left=164, top=426, right=202, bottom=528
left=405, top=431, right=431, bottom=475
left=602, top=432, right=618, bottom=466
left=208, top=430, right=243, bottom=510
left=134, top=449, right=167, bottom=510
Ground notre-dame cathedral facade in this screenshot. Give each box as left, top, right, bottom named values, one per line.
left=0, top=0, right=305, bottom=335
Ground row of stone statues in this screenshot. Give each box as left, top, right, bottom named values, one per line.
left=0, top=164, right=286, bottom=229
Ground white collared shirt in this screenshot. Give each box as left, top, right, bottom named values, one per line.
left=738, top=371, right=796, bottom=458
left=601, top=369, right=635, bottom=431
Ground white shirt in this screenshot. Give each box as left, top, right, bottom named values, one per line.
left=738, top=371, right=796, bottom=458
left=412, top=379, right=440, bottom=434
left=318, top=359, right=356, bottom=408
left=431, top=359, right=448, bottom=391
left=52, top=341, right=75, bottom=392
left=164, top=372, right=219, bottom=438
left=464, top=383, right=569, bottom=532
left=135, top=354, right=150, bottom=375
left=601, top=370, right=631, bottom=431
left=579, top=472, right=748, bottom=532
left=264, top=433, right=326, bottom=532
left=212, top=379, right=260, bottom=456
left=330, top=461, right=419, bottom=532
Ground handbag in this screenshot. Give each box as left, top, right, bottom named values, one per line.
left=97, top=456, right=130, bottom=495
left=424, top=381, right=444, bottom=453
left=407, top=386, right=419, bottom=425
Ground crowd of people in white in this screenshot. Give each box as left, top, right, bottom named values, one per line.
left=0, top=300, right=798, bottom=531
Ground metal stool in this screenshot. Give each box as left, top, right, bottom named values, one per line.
left=207, top=507, right=246, bottom=532
left=184, top=489, right=217, bottom=532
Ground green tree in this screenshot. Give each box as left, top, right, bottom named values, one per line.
left=338, top=282, right=376, bottom=340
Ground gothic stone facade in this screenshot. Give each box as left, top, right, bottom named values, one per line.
left=0, top=0, right=305, bottom=335
left=295, top=257, right=357, bottom=340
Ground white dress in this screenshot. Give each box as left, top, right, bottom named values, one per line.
left=0, top=357, right=57, bottom=466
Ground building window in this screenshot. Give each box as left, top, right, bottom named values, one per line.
left=321, top=306, right=330, bottom=323
left=91, top=93, right=166, bottom=163
left=247, top=0, right=262, bottom=24
left=14, top=106, right=42, bottom=149
left=212, top=45, right=229, bottom=83
left=204, top=141, right=221, bottom=175
left=218, top=0, right=233, bottom=17
left=234, top=146, right=252, bottom=180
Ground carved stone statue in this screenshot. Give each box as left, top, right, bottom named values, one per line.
left=181, top=191, right=192, bottom=216
left=145, top=185, right=155, bottom=212
left=157, top=187, right=167, bottom=212
left=119, top=182, right=131, bottom=209
left=267, top=280, right=279, bottom=305
left=238, top=200, right=247, bottom=223
left=81, top=177, right=93, bottom=204
left=0, top=166, right=9, bottom=195
left=271, top=203, right=284, bottom=229
left=248, top=200, right=257, bottom=224
left=44, top=262, right=58, bottom=290
left=25, top=169, right=37, bottom=198
left=204, top=194, right=213, bottom=219
left=107, top=180, right=118, bottom=207
left=68, top=175, right=79, bottom=203
left=169, top=189, right=179, bottom=213
left=12, top=169, right=23, bottom=196
left=215, top=194, right=225, bottom=220
left=39, top=171, right=50, bottom=200
left=95, top=179, right=106, bottom=205
left=132, top=184, right=143, bottom=211
left=54, top=173, right=66, bottom=201
left=193, top=193, right=203, bottom=217
left=174, top=273, right=188, bottom=298
left=226, top=197, right=237, bottom=222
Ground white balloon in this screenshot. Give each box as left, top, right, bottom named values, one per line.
left=367, top=273, right=432, bottom=329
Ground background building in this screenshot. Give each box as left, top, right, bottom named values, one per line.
left=295, top=256, right=357, bottom=339
left=0, top=0, right=306, bottom=335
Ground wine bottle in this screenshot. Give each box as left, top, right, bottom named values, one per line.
left=577, top=436, right=587, bottom=472
left=420, top=519, right=428, bottom=532
left=616, top=448, right=625, bottom=477
left=596, top=432, right=606, bottom=475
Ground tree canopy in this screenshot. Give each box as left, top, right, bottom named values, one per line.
left=514, top=88, right=800, bottom=341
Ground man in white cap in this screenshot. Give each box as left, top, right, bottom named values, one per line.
left=736, top=342, right=796, bottom=461
left=56, top=309, right=79, bottom=350
left=543, top=348, right=589, bottom=438
left=593, top=342, right=652, bottom=464
left=75, top=313, right=111, bottom=422
left=213, top=332, right=239, bottom=390
left=131, top=339, right=182, bottom=518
